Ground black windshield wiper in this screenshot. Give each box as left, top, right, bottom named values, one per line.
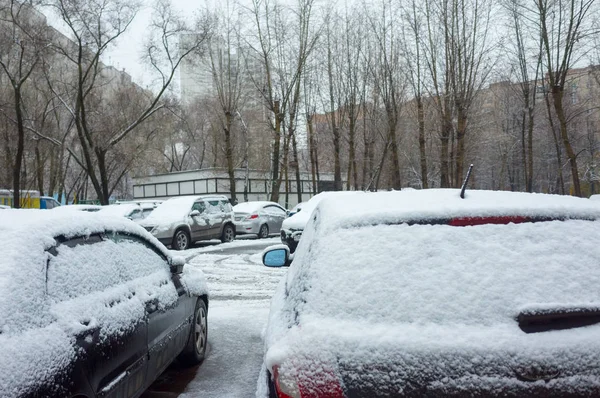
left=518, top=307, right=600, bottom=333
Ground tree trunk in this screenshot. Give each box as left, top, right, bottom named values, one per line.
left=270, top=101, right=282, bottom=201
left=346, top=111, right=358, bottom=191
left=455, top=106, right=467, bottom=187
left=307, top=114, right=318, bottom=195
left=35, top=144, right=44, bottom=196
left=12, top=86, right=24, bottom=208
left=552, top=86, right=581, bottom=196
left=527, top=106, right=534, bottom=192
left=544, top=92, right=565, bottom=194
left=389, top=122, right=402, bottom=190
left=417, top=96, right=428, bottom=188
left=292, top=133, right=302, bottom=204
left=224, top=112, right=237, bottom=204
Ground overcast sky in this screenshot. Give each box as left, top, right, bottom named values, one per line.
left=104, top=0, right=208, bottom=89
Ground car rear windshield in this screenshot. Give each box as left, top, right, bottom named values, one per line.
left=296, top=219, right=600, bottom=326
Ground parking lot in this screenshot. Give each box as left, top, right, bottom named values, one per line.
left=143, top=237, right=286, bottom=397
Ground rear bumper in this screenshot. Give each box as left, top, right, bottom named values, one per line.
left=342, top=375, right=600, bottom=397
left=234, top=220, right=259, bottom=234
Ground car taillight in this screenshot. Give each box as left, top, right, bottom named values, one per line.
left=273, top=365, right=344, bottom=398
left=246, top=214, right=259, bottom=220
left=449, top=215, right=529, bottom=227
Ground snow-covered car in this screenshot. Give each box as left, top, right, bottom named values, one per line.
left=233, top=201, right=287, bottom=238
left=260, top=189, right=600, bottom=397
left=0, top=210, right=209, bottom=397
left=98, top=203, right=144, bottom=221
left=280, top=192, right=361, bottom=253
left=287, top=202, right=305, bottom=218
left=117, top=200, right=163, bottom=219
left=140, top=195, right=236, bottom=250
left=52, top=204, right=103, bottom=212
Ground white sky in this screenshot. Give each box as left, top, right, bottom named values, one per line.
left=105, top=0, right=210, bottom=89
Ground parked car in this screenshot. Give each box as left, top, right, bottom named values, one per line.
left=280, top=192, right=360, bottom=253
left=117, top=200, right=163, bottom=219
left=0, top=209, right=209, bottom=397
left=233, top=201, right=287, bottom=238
left=260, top=189, right=600, bottom=397
left=52, top=204, right=103, bottom=212
left=140, top=195, right=236, bottom=250
left=287, top=202, right=305, bottom=217
left=98, top=203, right=145, bottom=221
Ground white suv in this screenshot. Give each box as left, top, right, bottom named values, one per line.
left=140, top=195, right=236, bottom=250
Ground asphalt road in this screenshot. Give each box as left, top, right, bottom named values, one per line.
left=142, top=237, right=285, bottom=397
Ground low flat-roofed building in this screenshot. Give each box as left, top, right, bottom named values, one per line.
left=132, top=168, right=341, bottom=207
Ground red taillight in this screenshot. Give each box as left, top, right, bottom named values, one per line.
left=273, top=365, right=344, bottom=398
left=449, top=216, right=529, bottom=227
left=247, top=214, right=259, bottom=220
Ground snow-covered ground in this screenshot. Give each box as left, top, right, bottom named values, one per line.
left=144, top=237, right=286, bottom=397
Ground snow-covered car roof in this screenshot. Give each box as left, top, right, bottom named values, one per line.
left=233, top=201, right=283, bottom=213
left=51, top=204, right=102, bottom=212
left=97, top=203, right=141, bottom=218
left=264, top=189, right=600, bottom=393
left=141, top=196, right=201, bottom=225
left=281, top=191, right=364, bottom=230
left=314, top=188, right=600, bottom=232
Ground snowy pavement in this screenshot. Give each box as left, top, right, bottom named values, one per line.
left=144, top=237, right=286, bottom=397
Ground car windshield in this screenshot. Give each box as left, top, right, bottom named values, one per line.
left=294, top=219, right=600, bottom=326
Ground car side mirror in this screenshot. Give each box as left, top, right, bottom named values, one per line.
left=190, top=210, right=201, bottom=217
left=262, top=245, right=292, bottom=267
left=169, top=256, right=185, bottom=274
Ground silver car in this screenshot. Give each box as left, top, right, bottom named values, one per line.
left=233, top=201, right=287, bottom=238
left=140, top=195, right=236, bottom=250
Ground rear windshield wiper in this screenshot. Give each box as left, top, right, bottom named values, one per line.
left=517, top=307, right=600, bottom=333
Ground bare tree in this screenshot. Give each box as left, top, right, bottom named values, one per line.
left=0, top=0, right=49, bottom=207
left=42, top=0, right=210, bottom=204
left=534, top=0, right=596, bottom=196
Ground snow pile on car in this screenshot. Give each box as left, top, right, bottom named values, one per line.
left=0, top=210, right=207, bottom=396
left=281, top=191, right=365, bottom=231
left=263, top=189, right=600, bottom=394
left=141, top=196, right=198, bottom=226
left=233, top=201, right=274, bottom=213
left=97, top=203, right=140, bottom=218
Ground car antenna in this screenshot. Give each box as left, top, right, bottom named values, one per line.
left=460, top=164, right=474, bottom=199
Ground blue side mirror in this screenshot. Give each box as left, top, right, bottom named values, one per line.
left=263, top=248, right=288, bottom=267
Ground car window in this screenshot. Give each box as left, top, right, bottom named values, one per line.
left=266, top=205, right=286, bottom=216
left=192, top=201, right=206, bottom=213
left=142, top=208, right=154, bottom=218
left=129, top=209, right=142, bottom=219
left=47, top=233, right=170, bottom=302
left=220, top=199, right=232, bottom=212
left=206, top=200, right=222, bottom=213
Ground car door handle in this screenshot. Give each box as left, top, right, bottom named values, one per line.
left=146, top=298, right=159, bottom=314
